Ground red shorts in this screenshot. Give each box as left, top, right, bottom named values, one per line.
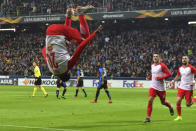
left=177, top=88, right=193, bottom=103
left=149, top=88, right=166, bottom=101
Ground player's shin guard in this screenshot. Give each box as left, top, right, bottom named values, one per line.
left=79, top=15, right=90, bottom=38
left=176, top=103, right=181, bottom=116
left=105, top=90, right=111, bottom=100
left=41, top=87, right=47, bottom=95
left=75, top=89, right=79, bottom=96
left=68, top=32, right=96, bottom=71
left=95, top=88, right=100, bottom=101
left=147, top=103, right=152, bottom=118
left=82, top=89, right=87, bottom=96
left=62, top=88, right=67, bottom=96
left=56, top=90, right=59, bottom=98
left=32, top=88, right=37, bottom=96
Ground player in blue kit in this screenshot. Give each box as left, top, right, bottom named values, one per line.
left=74, top=65, right=87, bottom=97
left=91, top=62, right=112, bottom=103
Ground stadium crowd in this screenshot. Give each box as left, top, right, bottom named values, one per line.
left=0, top=23, right=195, bottom=77
left=0, top=0, right=195, bottom=16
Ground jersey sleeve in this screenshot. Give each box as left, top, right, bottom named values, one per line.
left=99, top=68, right=103, bottom=80
left=42, top=46, right=48, bottom=66
left=147, top=74, right=152, bottom=79
left=77, top=71, right=80, bottom=76
left=177, top=67, right=181, bottom=76
left=157, top=63, right=172, bottom=80
left=190, top=65, right=196, bottom=75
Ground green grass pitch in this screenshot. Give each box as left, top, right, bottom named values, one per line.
left=0, top=85, right=196, bottom=131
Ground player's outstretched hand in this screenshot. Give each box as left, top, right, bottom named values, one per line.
left=95, top=25, right=103, bottom=33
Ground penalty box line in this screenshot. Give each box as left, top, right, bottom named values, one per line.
left=0, top=124, right=79, bottom=131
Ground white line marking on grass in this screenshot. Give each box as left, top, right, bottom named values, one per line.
left=0, top=125, right=79, bottom=131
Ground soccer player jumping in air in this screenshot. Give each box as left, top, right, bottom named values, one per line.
left=42, top=5, right=103, bottom=82
left=144, top=53, right=174, bottom=123
left=173, top=56, right=196, bottom=121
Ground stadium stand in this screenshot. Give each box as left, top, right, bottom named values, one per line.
left=0, top=0, right=196, bottom=16
left=0, top=20, right=195, bottom=77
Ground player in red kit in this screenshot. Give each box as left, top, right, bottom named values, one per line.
left=173, top=56, right=196, bottom=121
left=42, top=6, right=103, bottom=82
left=144, top=53, right=174, bottom=123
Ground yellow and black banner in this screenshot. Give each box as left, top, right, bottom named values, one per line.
left=0, top=17, right=22, bottom=24
left=1, top=8, right=196, bottom=24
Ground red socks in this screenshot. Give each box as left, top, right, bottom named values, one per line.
left=176, top=103, right=181, bottom=116
left=147, top=103, right=152, bottom=118
left=79, top=15, right=90, bottom=38
left=165, top=101, right=172, bottom=108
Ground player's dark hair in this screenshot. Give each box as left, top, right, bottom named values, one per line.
left=153, top=52, right=159, bottom=56
left=153, top=53, right=162, bottom=58
left=59, top=72, right=70, bottom=82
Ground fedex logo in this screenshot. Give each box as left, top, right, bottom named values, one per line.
left=123, top=80, right=143, bottom=88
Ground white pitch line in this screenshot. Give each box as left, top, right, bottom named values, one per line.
left=0, top=125, right=79, bottom=131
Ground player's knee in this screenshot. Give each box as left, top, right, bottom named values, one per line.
left=148, top=99, right=153, bottom=103
left=176, top=100, right=181, bottom=104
